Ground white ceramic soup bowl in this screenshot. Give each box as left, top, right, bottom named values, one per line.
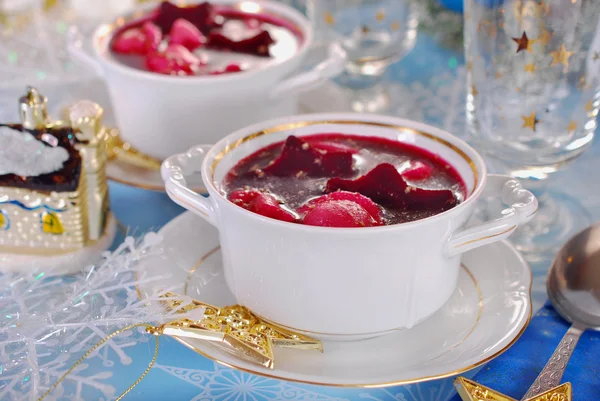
left=67, top=0, right=345, bottom=160
left=161, top=113, right=538, bottom=337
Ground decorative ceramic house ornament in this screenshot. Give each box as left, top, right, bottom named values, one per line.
left=0, top=87, right=116, bottom=274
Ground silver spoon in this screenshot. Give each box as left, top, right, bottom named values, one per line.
left=521, top=223, right=600, bottom=400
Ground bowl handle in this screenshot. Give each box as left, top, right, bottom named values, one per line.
left=445, top=174, right=538, bottom=256
left=269, top=42, right=346, bottom=99
left=67, top=26, right=104, bottom=77
left=161, top=145, right=218, bottom=227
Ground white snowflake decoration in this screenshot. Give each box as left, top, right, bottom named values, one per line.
left=0, top=233, right=193, bottom=401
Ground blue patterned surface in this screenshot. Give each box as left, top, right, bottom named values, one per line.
left=99, top=27, right=600, bottom=400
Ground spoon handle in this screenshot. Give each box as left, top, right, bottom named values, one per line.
left=521, top=324, right=583, bottom=400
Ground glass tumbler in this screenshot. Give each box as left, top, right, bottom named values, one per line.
left=464, top=0, right=600, bottom=260
left=306, top=0, right=419, bottom=112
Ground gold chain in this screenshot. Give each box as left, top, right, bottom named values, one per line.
left=37, top=323, right=160, bottom=401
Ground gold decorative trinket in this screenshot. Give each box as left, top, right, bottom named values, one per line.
left=153, top=292, right=322, bottom=369
left=454, top=377, right=572, bottom=401
left=0, top=87, right=110, bottom=255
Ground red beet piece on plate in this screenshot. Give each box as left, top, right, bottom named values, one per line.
left=207, top=30, right=275, bottom=57
left=325, top=163, right=457, bottom=210
left=229, top=189, right=297, bottom=223
left=168, top=18, right=206, bottom=50
left=145, top=44, right=203, bottom=75
left=261, top=135, right=354, bottom=178
left=298, top=191, right=382, bottom=225
left=112, top=21, right=162, bottom=55
left=154, top=1, right=221, bottom=34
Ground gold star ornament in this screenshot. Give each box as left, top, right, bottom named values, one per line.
left=522, top=111, right=540, bottom=131
left=550, top=44, right=574, bottom=67
left=454, top=377, right=572, bottom=401
left=538, top=30, right=552, bottom=46
left=154, top=293, right=322, bottom=369
left=567, top=121, right=577, bottom=132
left=454, top=378, right=516, bottom=401
left=525, top=63, right=537, bottom=73
left=324, top=12, right=335, bottom=25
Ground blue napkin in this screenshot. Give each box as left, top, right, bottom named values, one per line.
left=450, top=302, right=600, bottom=401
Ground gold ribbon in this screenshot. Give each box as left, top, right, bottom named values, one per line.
left=37, top=323, right=159, bottom=401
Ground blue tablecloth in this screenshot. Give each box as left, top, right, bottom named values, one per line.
left=101, top=32, right=600, bottom=401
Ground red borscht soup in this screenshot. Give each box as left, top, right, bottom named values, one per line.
left=109, top=1, right=302, bottom=76
left=223, top=134, right=466, bottom=227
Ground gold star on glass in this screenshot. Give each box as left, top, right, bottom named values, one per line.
left=155, top=293, right=322, bottom=369
left=567, top=121, right=577, bottom=132
left=512, top=0, right=542, bottom=21
left=390, top=20, right=400, bottom=31
left=324, top=12, right=335, bottom=25
left=585, top=100, right=593, bottom=111
left=522, top=111, right=540, bottom=131
left=454, top=377, right=572, bottom=401
left=361, top=25, right=370, bottom=34
left=538, top=30, right=552, bottom=46
left=550, top=44, right=574, bottom=67
left=375, top=9, right=385, bottom=21
left=513, top=32, right=536, bottom=53
left=477, top=20, right=488, bottom=32
left=472, top=85, right=479, bottom=96
left=525, top=63, right=537, bottom=73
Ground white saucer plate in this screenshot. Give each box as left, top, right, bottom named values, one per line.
left=137, top=211, right=532, bottom=387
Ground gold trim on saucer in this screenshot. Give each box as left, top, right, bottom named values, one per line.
left=210, top=120, right=479, bottom=194
left=184, top=245, right=221, bottom=295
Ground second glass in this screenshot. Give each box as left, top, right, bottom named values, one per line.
left=306, top=0, right=419, bottom=112
left=465, top=0, right=600, bottom=260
